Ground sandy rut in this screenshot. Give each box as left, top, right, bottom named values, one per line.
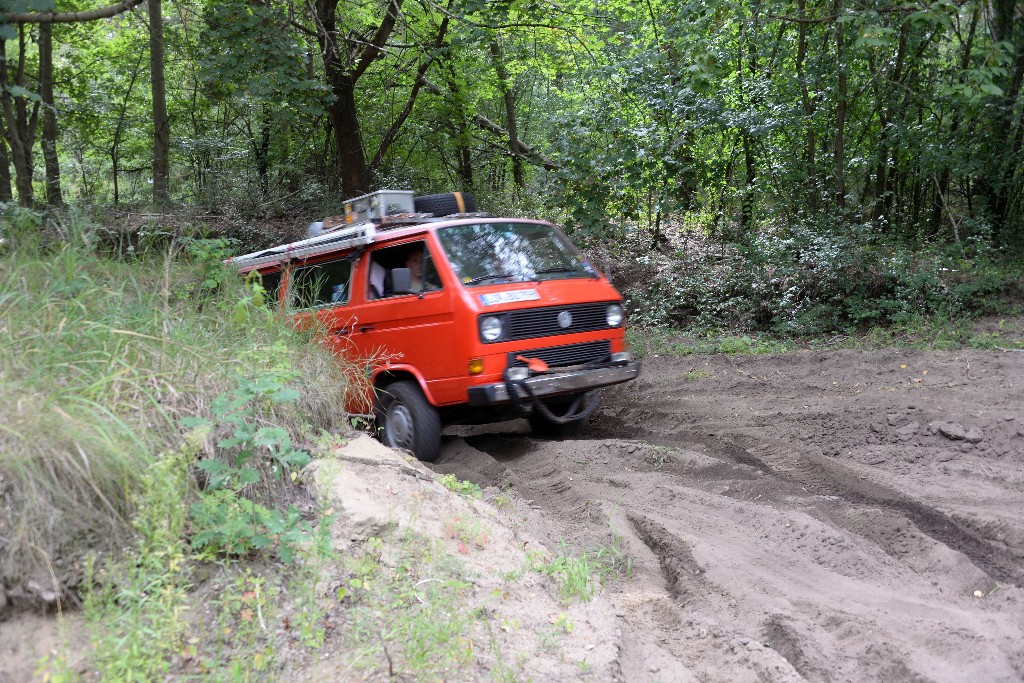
left=434, top=348, right=1024, bottom=682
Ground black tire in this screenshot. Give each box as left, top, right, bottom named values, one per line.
left=527, top=392, right=600, bottom=438
left=376, top=380, right=442, bottom=462
left=413, top=192, right=478, bottom=217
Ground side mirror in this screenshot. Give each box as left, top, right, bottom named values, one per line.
left=389, top=267, right=412, bottom=293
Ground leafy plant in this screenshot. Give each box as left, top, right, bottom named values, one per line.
left=79, top=442, right=196, bottom=681
left=438, top=473, right=483, bottom=498
left=618, top=224, right=1023, bottom=338
left=185, top=237, right=234, bottom=292
left=182, top=372, right=314, bottom=563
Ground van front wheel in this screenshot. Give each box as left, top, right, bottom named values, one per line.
left=378, top=381, right=442, bottom=462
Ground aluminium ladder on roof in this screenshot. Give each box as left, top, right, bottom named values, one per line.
left=225, top=211, right=490, bottom=272
left=226, top=222, right=378, bottom=272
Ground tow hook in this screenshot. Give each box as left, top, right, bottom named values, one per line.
left=502, top=365, right=601, bottom=425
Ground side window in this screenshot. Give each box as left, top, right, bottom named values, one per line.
left=367, top=240, right=442, bottom=299
left=291, top=257, right=352, bottom=309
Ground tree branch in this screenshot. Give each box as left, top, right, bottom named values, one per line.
left=417, top=75, right=560, bottom=171
left=370, top=14, right=449, bottom=171
left=3, top=0, right=145, bottom=24
left=289, top=19, right=319, bottom=38
left=352, top=0, right=403, bottom=80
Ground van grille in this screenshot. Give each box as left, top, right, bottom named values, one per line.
left=508, top=340, right=611, bottom=369
left=506, top=302, right=613, bottom=341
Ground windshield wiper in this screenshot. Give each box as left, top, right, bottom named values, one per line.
left=465, top=272, right=513, bottom=285
left=533, top=266, right=594, bottom=278
left=533, top=266, right=579, bottom=275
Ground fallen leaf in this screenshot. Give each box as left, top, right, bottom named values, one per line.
left=900, top=364, right=907, bottom=369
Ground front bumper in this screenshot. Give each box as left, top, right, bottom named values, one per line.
left=467, top=360, right=641, bottom=406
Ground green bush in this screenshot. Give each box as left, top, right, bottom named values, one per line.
left=618, top=218, right=1022, bottom=335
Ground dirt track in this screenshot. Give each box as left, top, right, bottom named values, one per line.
left=433, top=348, right=1024, bottom=682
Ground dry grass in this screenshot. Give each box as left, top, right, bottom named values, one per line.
left=0, top=221, right=347, bottom=594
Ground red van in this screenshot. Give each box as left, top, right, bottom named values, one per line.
left=229, top=191, right=640, bottom=462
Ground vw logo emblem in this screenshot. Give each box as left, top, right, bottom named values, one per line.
left=557, top=310, right=573, bottom=328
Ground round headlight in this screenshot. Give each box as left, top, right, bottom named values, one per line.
left=607, top=304, right=623, bottom=327
left=481, top=315, right=504, bottom=341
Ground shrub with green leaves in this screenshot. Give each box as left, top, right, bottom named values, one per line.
left=437, top=474, right=483, bottom=498
left=183, top=372, right=317, bottom=562
left=618, top=219, right=1022, bottom=335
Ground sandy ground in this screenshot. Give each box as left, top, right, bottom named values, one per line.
left=434, top=348, right=1024, bottom=682
left=6, top=347, right=1023, bottom=682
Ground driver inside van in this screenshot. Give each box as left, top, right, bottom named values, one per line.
left=406, top=249, right=425, bottom=292
left=381, top=246, right=440, bottom=296
left=405, top=247, right=442, bottom=292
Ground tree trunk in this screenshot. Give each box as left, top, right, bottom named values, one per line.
left=873, top=23, right=908, bottom=225
left=111, top=50, right=144, bottom=204
left=316, top=0, right=368, bottom=197
left=929, top=5, right=978, bottom=235
left=0, top=125, right=11, bottom=202
left=149, top=0, right=170, bottom=203
left=327, top=77, right=369, bottom=197
left=314, top=0, right=402, bottom=198
left=795, top=0, right=817, bottom=209
left=0, top=29, right=40, bottom=208
left=488, top=37, right=524, bottom=191
left=740, top=25, right=758, bottom=233
left=442, top=65, right=474, bottom=191
left=255, top=109, right=271, bottom=197
left=992, top=3, right=1024, bottom=235
left=456, top=129, right=473, bottom=191
left=39, top=23, right=63, bottom=208
left=833, top=0, right=846, bottom=209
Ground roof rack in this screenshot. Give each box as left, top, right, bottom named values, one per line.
left=226, top=190, right=491, bottom=272
left=228, top=221, right=377, bottom=271
left=377, top=211, right=490, bottom=226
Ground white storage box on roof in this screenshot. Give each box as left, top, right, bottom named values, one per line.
left=345, top=190, right=414, bottom=225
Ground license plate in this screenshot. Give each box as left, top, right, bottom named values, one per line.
left=479, top=289, right=541, bottom=306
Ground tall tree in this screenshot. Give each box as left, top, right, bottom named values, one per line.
left=832, top=0, right=846, bottom=210
left=148, top=0, right=169, bottom=202
left=2, top=0, right=148, bottom=207
left=38, top=22, right=63, bottom=207
left=0, top=123, right=11, bottom=202
left=488, top=36, right=524, bottom=191
left=311, top=0, right=402, bottom=196
left=305, top=0, right=451, bottom=197
left=0, top=28, right=41, bottom=208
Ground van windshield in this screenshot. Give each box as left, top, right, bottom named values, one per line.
left=436, top=222, right=594, bottom=287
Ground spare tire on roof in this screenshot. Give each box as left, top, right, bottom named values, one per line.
left=413, top=192, right=478, bottom=216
